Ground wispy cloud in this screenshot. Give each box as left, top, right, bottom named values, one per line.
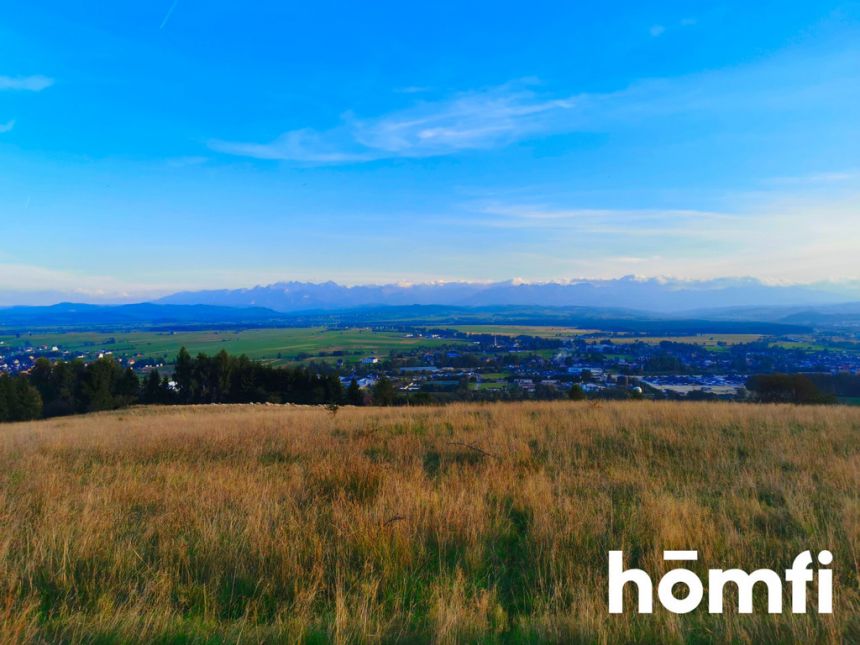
left=0, top=120, right=14, bottom=133
left=0, top=263, right=176, bottom=304
left=465, top=179, right=860, bottom=282
left=650, top=17, right=697, bottom=38
left=0, top=75, right=54, bottom=91
left=763, top=169, right=860, bottom=186
left=160, top=0, right=180, bottom=29
left=165, top=155, right=209, bottom=168
left=210, top=80, right=578, bottom=162
left=210, top=37, right=858, bottom=165
left=472, top=203, right=738, bottom=241
left=481, top=203, right=733, bottom=223
left=211, top=128, right=379, bottom=163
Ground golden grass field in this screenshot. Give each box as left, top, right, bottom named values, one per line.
left=0, top=402, right=857, bottom=643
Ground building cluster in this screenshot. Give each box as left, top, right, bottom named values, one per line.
left=331, top=328, right=860, bottom=400
left=2, top=326, right=859, bottom=403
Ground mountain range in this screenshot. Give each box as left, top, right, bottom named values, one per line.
left=156, top=277, right=860, bottom=313
left=3, top=277, right=860, bottom=331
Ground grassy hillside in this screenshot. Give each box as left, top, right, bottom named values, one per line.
left=0, top=402, right=857, bottom=643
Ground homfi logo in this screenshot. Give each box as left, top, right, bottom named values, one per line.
left=608, top=550, right=833, bottom=614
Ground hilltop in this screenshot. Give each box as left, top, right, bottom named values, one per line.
left=0, top=401, right=856, bottom=642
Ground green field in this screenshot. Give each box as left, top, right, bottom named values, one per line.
left=770, top=340, right=828, bottom=350
left=473, top=381, right=507, bottom=390
left=447, top=325, right=595, bottom=338
left=446, top=328, right=765, bottom=346
left=609, top=333, right=763, bottom=346
left=0, top=328, right=466, bottom=366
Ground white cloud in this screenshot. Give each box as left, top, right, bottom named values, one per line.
left=210, top=81, right=578, bottom=162
left=0, top=263, right=176, bottom=304
left=0, top=75, right=54, bottom=91
left=481, top=203, right=732, bottom=223
left=467, top=180, right=860, bottom=283
left=211, top=128, right=378, bottom=163
left=352, top=86, right=575, bottom=154
left=0, top=119, right=14, bottom=133
left=650, top=24, right=666, bottom=37
left=763, top=169, right=860, bottom=186
left=209, top=38, right=858, bottom=165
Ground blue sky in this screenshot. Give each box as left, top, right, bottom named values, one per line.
left=1, top=1, right=858, bottom=301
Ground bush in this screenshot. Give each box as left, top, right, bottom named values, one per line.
left=746, top=373, right=836, bottom=405
left=568, top=384, right=587, bottom=400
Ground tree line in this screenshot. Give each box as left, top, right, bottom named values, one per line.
left=0, top=352, right=843, bottom=424
left=746, top=373, right=837, bottom=404
left=0, top=348, right=350, bottom=423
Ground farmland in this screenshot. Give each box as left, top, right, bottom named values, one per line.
left=0, top=327, right=465, bottom=366
left=608, top=334, right=763, bottom=347
left=446, top=328, right=763, bottom=346
left=4, top=322, right=860, bottom=405
left=0, top=401, right=856, bottom=642
left=446, top=325, right=596, bottom=338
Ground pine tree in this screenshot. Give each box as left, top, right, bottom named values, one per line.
left=372, top=376, right=396, bottom=406
left=347, top=378, right=363, bottom=405
left=143, top=369, right=163, bottom=404
left=116, top=367, right=140, bottom=406
left=11, top=378, right=43, bottom=421
left=0, top=377, right=11, bottom=422
left=83, top=357, right=120, bottom=412
left=174, top=347, right=193, bottom=403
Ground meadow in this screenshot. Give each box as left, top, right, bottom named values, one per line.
left=0, top=402, right=857, bottom=643
left=446, top=326, right=596, bottom=339
left=0, top=327, right=465, bottom=366
left=607, top=334, right=763, bottom=347
left=446, top=328, right=764, bottom=347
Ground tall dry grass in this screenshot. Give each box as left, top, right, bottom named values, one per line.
left=0, top=401, right=857, bottom=643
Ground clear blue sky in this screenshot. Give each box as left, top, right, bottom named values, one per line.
left=1, top=1, right=858, bottom=301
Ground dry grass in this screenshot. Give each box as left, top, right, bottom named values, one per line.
left=0, top=402, right=857, bottom=643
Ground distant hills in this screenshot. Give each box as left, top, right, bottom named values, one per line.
left=2, top=277, right=859, bottom=332
left=0, top=302, right=839, bottom=336
left=156, top=277, right=860, bottom=313
left=0, top=303, right=290, bottom=328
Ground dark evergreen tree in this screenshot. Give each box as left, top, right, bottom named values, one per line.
left=82, top=357, right=122, bottom=412
left=13, top=378, right=43, bottom=420
left=371, top=376, right=396, bottom=406
left=568, top=384, right=587, bottom=401
left=142, top=369, right=164, bottom=404
left=0, top=376, right=42, bottom=422
left=174, top=347, right=193, bottom=403
left=116, top=367, right=140, bottom=406
left=0, top=377, right=11, bottom=422
left=347, top=378, right=363, bottom=406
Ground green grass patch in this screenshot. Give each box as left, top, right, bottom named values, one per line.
left=0, top=327, right=467, bottom=366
